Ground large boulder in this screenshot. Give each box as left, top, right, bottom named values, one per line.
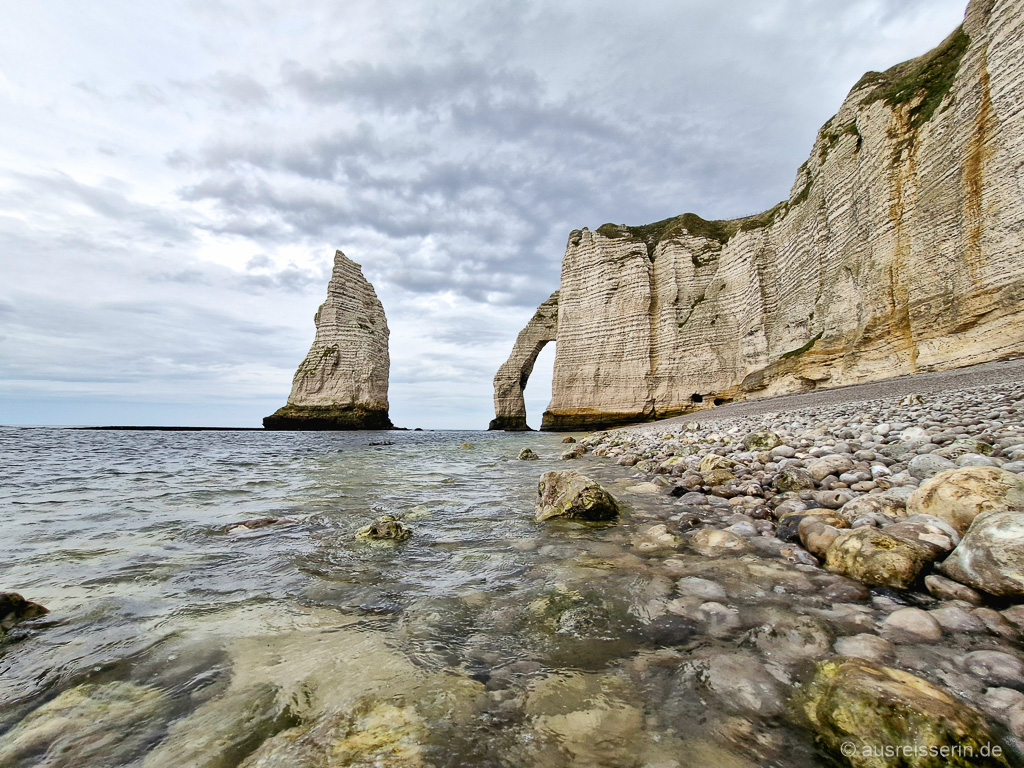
left=939, top=509, right=1024, bottom=597
left=823, top=527, right=935, bottom=590
left=0, top=592, right=48, bottom=635
left=800, top=657, right=1007, bottom=768
left=907, top=467, right=1024, bottom=535
left=536, top=470, right=620, bottom=522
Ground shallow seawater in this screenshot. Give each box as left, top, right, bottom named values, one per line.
left=0, top=427, right=832, bottom=767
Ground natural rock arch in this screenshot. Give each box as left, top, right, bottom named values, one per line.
left=488, top=292, right=558, bottom=431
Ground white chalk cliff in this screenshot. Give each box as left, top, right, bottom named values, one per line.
left=493, top=0, right=1024, bottom=431
left=265, top=250, right=393, bottom=430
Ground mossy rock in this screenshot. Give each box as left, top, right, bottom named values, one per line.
left=775, top=467, right=816, bottom=493
left=800, top=657, right=1008, bottom=767
left=823, top=527, right=935, bottom=590
left=356, top=516, right=412, bottom=542
left=742, top=431, right=782, bottom=452
left=535, top=470, right=620, bottom=522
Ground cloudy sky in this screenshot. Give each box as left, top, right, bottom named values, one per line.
left=0, top=0, right=967, bottom=429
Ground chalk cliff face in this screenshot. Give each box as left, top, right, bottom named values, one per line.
left=264, top=250, right=393, bottom=430
left=493, top=0, right=1024, bottom=431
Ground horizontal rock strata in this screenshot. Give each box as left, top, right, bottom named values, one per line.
left=496, top=0, right=1024, bottom=430
left=264, top=250, right=393, bottom=430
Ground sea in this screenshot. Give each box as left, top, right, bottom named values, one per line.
left=0, top=426, right=828, bottom=767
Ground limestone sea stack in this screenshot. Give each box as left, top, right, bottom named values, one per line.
left=492, top=0, right=1024, bottom=431
left=264, top=250, right=393, bottom=430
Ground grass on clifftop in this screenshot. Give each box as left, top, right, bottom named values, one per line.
left=596, top=213, right=740, bottom=257
left=855, top=26, right=970, bottom=133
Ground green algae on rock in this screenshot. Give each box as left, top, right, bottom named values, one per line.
left=356, top=515, right=412, bottom=542
left=824, top=527, right=936, bottom=590
left=800, top=657, right=1008, bottom=768
left=535, top=470, right=620, bottom=522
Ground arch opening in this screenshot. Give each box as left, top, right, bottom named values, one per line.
left=524, top=341, right=555, bottom=430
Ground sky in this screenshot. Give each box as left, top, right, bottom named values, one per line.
left=0, top=0, right=968, bottom=429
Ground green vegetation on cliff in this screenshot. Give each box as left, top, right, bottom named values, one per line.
left=856, top=26, right=970, bottom=132
left=596, top=213, right=739, bottom=258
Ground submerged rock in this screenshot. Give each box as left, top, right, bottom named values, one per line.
left=524, top=672, right=666, bottom=767
left=881, top=607, right=943, bottom=643
left=800, top=657, right=1007, bottom=768
left=689, top=528, right=751, bottom=557
left=939, top=509, right=1024, bottom=597
left=224, top=517, right=291, bottom=534
left=356, top=516, right=412, bottom=541
left=242, top=701, right=428, bottom=768
left=166, top=607, right=486, bottom=768
left=0, top=592, right=48, bottom=635
left=518, top=448, right=540, bottom=461
left=907, top=467, right=1024, bottom=535
left=142, top=684, right=294, bottom=768
left=535, top=470, right=620, bottom=522
left=0, top=682, right=171, bottom=767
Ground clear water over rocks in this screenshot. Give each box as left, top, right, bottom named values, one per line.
left=2, top=398, right=1023, bottom=766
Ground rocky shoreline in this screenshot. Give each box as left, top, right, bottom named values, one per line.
left=552, top=379, right=1024, bottom=763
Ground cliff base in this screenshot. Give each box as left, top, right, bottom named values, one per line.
left=263, top=404, right=394, bottom=431
left=487, top=416, right=532, bottom=431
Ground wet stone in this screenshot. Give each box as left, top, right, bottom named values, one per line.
left=962, top=650, right=1024, bottom=687
left=833, top=633, right=894, bottom=664
left=881, top=608, right=943, bottom=643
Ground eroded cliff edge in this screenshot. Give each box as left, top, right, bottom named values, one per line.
left=264, top=250, right=393, bottom=430
left=493, top=0, right=1024, bottom=431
